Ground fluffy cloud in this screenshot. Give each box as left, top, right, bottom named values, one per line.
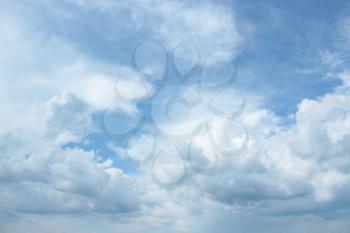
left=45, top=93, right=91, bottom=144
left=0, top=0, right=214, bottom=228
left=122, top=71, right=350, bottom=218
left=184, top=72, right=350, bottom=215
left=0, top=94, right=143, bottom=215
left=2, top=0, right=350, bottom=232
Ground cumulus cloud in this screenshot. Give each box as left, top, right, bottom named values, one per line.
left=124, top=70, right=350, bottom=218
left=0, top=0, right=211, bottom=229
left=0, top=92, right=144, bottom=215
left=181, top=72, right=350, bottom=215
left=2, top=0, right=350, bottom=232
left=45, top=93, right=91, bottom=144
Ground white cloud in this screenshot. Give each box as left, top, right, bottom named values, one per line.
left=45, top=93, right=91, bottom=144
left=124, top=69, right=350, bottom=215
left=3, top=0, right=350, bottom=232
left=312, top=170, right=349, bottom=202
left=152, top=1, right=241, bottom=61
left=189, top=71, right=350, bottom=211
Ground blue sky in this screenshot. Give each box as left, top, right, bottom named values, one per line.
left=2, top=0, right=350, bottom=232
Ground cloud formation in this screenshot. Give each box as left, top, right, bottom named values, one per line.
left=1, top=0, right=350, bottom=233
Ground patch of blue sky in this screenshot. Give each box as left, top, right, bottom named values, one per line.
left=230, top=0, right=348, bottom=116
left=62, top=112, right=141, bottom=175
left=11, top=0, right=347, bottom=118
left=8, top=0, right=350, bottom=176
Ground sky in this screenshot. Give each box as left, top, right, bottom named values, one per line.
left=1, top=0, right=350, bottom=232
